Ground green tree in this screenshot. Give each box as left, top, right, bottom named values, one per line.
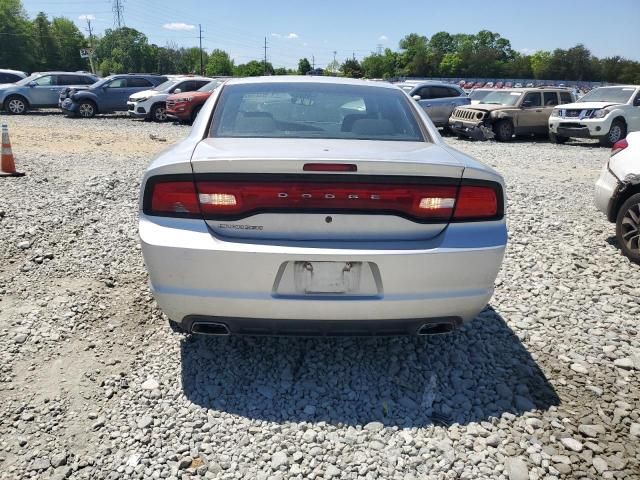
left=438, top=52, right=463, bottom=77
left=340, top=58, right=363, bottom=78
left=234, top=60, right=273, bottom=76
left=530, top=50, right=553, bottom=79
left=33, top=12, right=60, bottom=70
left=176, top=47, right=207, bottom=74
left=51, top=17, right=88, bottom=71
left=0, top=0, right=36, bottom=71
left=297, top=57, right=311, bottom=75
left=205, top=49, right=234, bottom=76
left=273, top=67, right=288, bottom=75
left=398, top=33, right=430, bottom=76
left=95, top=27, right=153, bottom=75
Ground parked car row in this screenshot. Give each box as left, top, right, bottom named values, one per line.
left=2, top=71, right=638, bottom=147
left=0, top=70, right=229, bottom=124
left=449, top=85, right=640, bottom=146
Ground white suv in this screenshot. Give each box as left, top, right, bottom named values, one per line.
left=595, top=132, right=640, bottom=263
left=127, top=76, right=211, bottom=122
left=549, top=85, right=640, bottom=146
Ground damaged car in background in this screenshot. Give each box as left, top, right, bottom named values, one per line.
left=595, top=131, right=640, bottom=263
left=449, top=87, right=575, bottom=141
left=549, top=85, right=640, bottom=146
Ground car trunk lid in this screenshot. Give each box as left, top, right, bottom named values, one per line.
left=189, top=138, right=464, bottom=241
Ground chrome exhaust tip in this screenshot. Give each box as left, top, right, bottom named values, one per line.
left=190, top=322, right=230, bottom=336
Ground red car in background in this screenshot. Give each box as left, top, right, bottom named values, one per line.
left=166, top=78, right=225, bottom=123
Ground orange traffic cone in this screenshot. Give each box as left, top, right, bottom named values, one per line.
left=1, top=124, right=25, bottom=177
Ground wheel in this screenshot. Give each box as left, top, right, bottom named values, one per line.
left=493, top=120, right=514, bottom=142
left=549, top=132, right=568, bottom=144
left=600, top=119, right=626, bottom=147
left=78, top=101, right=96, bottom=118
left=616, top=193, right=640, bottom=264
left=190, top=105, right=202, bottom=123
left=151, top=103, right=167, bottom=122
left=4, top=95, right=28, bottom=115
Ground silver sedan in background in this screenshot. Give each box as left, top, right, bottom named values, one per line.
left=139, top=77, right=507, bottom=336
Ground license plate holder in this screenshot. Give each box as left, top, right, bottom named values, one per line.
left=294, top=261, right=361, bottom=294
left=454, top=121, right=463, bottom=129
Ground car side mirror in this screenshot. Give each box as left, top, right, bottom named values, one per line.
left=412, top=95, right=421, bottom=101
left=28, top=81, right=37, bottom=87
left=174, top=88, right=181, bottom=94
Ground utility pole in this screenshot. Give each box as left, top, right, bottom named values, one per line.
left=377, top=44, right=383, bottom=55
left=312, top=55, right=315, bottom=69
left=352, top=51, right=356, bottom=61
left=263, top=37, right=268, bottom=75
left=112, top=0, right=125, bottom=28
left=85, top=18, right=96, bottom=74
left=199, top=24, right=204, bottom=75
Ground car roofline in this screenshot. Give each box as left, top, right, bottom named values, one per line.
left=223, top=76, right=399, bottom=89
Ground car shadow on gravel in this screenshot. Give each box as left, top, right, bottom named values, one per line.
left=179, top=306, right=559, bottom=427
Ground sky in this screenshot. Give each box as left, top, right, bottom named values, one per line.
left=22, top=0, right=640, bottom=69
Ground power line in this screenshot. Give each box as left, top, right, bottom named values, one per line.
left=112, top=0, right=125, bottom=28
left=263, top=37, right=268, bottom=74
left=84, top=17, right=96, bottom=74
left=199, top=24, right=204, bottom=75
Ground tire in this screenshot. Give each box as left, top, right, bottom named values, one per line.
left=615, top=192, right=640, bottom=264
left=190, top=105, right=202, bottom=124
left=600, top=119, right=626, bottom=147
left=549, top=132, right=568, bottom=144
left=4, top=95, right=28, bottom=115
left=493, top=119, right=514, bottom=142
left=151, top=103, right=167, bottom=122
left=77, top=101, right=96, bottom=118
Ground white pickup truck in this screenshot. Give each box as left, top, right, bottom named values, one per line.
left=548, top=85, right=640, bottom=146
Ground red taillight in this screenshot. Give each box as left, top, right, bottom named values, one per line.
left=149, top=181, right=200, bottom=215
left=145, top=177, right=502, bottom=222
left=195, top=181, right=458, bottom=220
left=453, top=186, right=498, bottom=220
left=611, top=138, right=628, bottom=156
left=303, top=163, right=357, bottom=172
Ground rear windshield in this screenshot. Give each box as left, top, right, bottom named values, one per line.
left=578, top=87, right=635, bottom=104
left=210, top=82, right=425, bottom=142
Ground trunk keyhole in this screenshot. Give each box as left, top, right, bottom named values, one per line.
left=325, top=216, right=332, bottom=223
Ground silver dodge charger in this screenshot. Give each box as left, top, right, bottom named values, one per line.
left=139, top=76, right=507, bottom=336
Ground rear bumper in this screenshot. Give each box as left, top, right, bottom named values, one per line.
left=139, top=215, right=507, bottom=331
left=183, top=315, right=462, bottom=336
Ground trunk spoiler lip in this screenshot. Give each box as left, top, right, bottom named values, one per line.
left=142, top=172, right=504, bottom=224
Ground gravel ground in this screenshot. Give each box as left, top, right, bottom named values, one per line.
left=0, top=113, right=638, bottom=480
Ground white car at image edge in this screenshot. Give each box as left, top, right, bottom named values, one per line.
left=549, top=85, right=640, bottom=146
left=138, top=76, right=508, bottom=336
left=595, top=131, right=640, bottom=263
left=127, top=76, right=211, bottom=121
